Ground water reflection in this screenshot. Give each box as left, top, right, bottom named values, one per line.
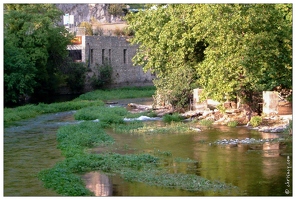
left=83, top=172, right=113, bottom=196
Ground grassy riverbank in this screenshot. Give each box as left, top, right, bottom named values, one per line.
left=36, top=87, right=239, bottom=196
left=4, top=86, right=155, bottom=126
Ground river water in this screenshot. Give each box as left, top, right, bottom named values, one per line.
left=3, top=99, right=292, bottom=196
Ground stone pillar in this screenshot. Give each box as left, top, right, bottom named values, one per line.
left=262, top=91, right=279, bottom=115
left=193, top=88, right=207, bottom=110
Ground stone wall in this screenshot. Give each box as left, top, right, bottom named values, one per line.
left=83, top=36, right=154, bottom=90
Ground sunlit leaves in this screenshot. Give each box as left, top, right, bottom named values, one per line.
left=127, top=4, right=292, bottom=104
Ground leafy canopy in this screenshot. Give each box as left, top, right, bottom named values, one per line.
left=126, top=4, right=292, bottom=105
left=4, top=4, right=73, bottom=104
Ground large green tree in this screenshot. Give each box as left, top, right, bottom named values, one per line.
left=126, top=4, right=292, bottom=109
left=4, top=4, right=73, bottom=104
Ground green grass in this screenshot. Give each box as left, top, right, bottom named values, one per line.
left=4, top=100, right=104, bottom=125
left=4, top=86, right=155, bottom=126
left=75, top=86, right=156, bottom=101
left=163, top=113, right=184, bottom=123
left=199, top=119, right=214, bottom=127
left=56, top=121, right=114, bottom=157
left=74, top=106, right=145, bottom=128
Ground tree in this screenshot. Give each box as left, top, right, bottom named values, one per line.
left=108, top=4, right=126, bottom=16
left=126, top=4, right=205, bottom=109
left=4, top=4, right=73, bottom=104
left=126, top=4, right=292, bottom=110
left=78, top=21, right=93, bottom=36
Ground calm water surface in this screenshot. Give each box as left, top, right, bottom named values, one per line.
left=84, top=126, right=292, bottom=196
left=3, top=99, right=292, bottom=196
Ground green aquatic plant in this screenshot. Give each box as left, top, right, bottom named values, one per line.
left=134, top=122, right=192, bottom=134
left=74, top=106, right=127, bottom=127
left=4, top=100, right=104, bottom=125
left=112, top=121, right=144, bottom=133
left=120, top=169, right=239, bottom=193
left=56, top=121, right=114, bottom=157
left=163, top=113, right=184, bottom=123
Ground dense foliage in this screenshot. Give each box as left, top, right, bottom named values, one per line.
left=4, top=4, right=73, bottom=104
left=126, top=4, right=292, bottom=108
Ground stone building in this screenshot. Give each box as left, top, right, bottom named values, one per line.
left=68, top=35, right=154, bottom=90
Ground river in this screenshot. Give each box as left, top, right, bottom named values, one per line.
left=3, top=98, right=292, bottom=196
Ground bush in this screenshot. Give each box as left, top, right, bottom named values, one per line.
left=217, top=104, right=226, bottom=114
left=123, top=27, right=134, bottom=36
left=153, top=66, right=196, bottom=110
left=199, top=119, right=214, bottom=127
left=91, top=61, right=113, bottom=89
left=113, top=27, right=125, bottom=36
left=249, top=116, right=262, bottom=127
left=78, top=21, right=93, bottom=35
left=227, top=121, right=238, bottom=127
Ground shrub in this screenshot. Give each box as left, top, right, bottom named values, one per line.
left=227, top=121, right=238, bottom=127
left=199, top=119, right=214, bottom=127
left=249, top=116, right=262, bottom=127
left=91, top=61, right=113, bottom=89
left=78, top=21, right=93, bottom=35
left=217, top=104, right=226, bottom=114
left=64, top=62, right=87, bottom=93
left=113, top=27, right=125, bottom=36
left=123, top=26, right=134, bottom=36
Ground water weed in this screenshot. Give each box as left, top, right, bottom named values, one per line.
left=4, top=100, right=104, bottom=125
left=36, top=87, right=240, bottom=196
left=121, top=122, right=192, bottom=135
left=163, top=113, right=184, bottom=123
left=56, top=121, right=114, bottom=157
left=120, top=169, right=239, bottom=193
left=74, top=106, right=127, bottom=127
left=112, top=121, right=144, bottom=133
